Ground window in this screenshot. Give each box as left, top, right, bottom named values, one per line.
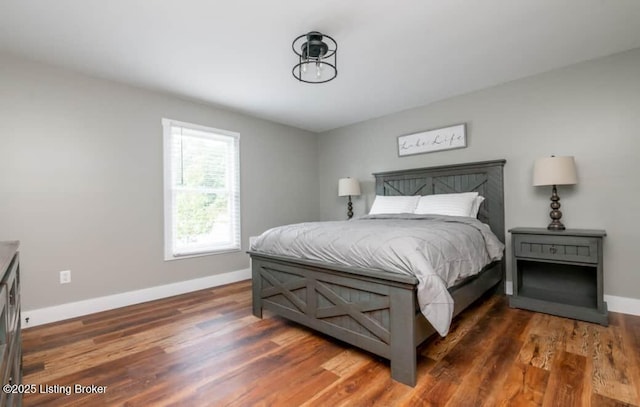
left=162, top=118, right=240, bottom=260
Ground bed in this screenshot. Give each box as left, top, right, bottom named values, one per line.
left=248, top=159, right=506, bottom=386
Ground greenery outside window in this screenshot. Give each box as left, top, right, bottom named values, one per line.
left=162, top=119, right=240, bottom=260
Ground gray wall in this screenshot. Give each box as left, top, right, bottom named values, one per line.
left=0, top=54, right=318, bottom=311
left=318, top=48, right=640, bottom=300
left=2, top=46, right=639, bottom=312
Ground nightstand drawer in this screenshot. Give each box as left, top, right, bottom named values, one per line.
left=514, top=234, right=598, bottom=263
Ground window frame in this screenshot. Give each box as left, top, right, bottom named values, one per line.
left=162, top=118, right=241, bottom=261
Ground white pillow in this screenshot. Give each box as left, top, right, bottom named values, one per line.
left=414, top=192, right=478, bottom=217
left=369, top=195, right=420, bottom=215
left=469, top=196, right=485, bottom=217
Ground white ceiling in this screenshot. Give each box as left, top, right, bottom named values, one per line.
left=2, top=1, right=640, bottom=133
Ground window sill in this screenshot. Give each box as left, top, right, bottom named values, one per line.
left=164, top=248, right=241, bottom=261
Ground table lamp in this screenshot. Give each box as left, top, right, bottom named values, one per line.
left=338, top=178, right=361, bottom=219
left=533, top=156, right=578, bottom=231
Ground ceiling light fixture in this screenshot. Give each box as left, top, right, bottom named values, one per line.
left=292, top=31, right=337, bottom=84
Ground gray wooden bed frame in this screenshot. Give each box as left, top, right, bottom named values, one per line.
left=249, top=159, right=506, bottom=386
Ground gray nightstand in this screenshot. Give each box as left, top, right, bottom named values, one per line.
left=509, top=227, right=608, bottom=325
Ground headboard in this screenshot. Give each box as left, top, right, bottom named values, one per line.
left=372, top=159, right=506, bottom=243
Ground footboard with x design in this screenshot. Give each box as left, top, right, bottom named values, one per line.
left=250, top=252, right=420, bottom=386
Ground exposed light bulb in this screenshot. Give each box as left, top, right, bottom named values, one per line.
left=301, top=62, right=307, bottom=73
left=316, top=62, right=322, bottom=78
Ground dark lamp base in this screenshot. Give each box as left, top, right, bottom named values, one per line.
left=547, top=221, right=566, bottom=231
left=547, top=185, right=566, bottom=231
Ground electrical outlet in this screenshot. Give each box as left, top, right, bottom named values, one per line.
left=59, top=270, right=71, bottom=284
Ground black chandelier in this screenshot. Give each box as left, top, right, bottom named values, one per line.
left=292, top=31, right=337, bottom=84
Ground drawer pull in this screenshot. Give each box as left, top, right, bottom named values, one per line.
left=549, top=246, right=557, bottom=254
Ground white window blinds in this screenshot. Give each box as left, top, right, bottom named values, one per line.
left=162, top=119, right=240, bottom=259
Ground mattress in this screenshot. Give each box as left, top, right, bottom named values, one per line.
left=250, top=214, right=504, bottom=336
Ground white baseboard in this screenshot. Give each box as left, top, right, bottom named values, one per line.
left=604, top=294, right=640, bottom=316
left=505, top=280, right=513, bottom=295
left=503, top=281, right=640, bottom=316
left=22, top=271, right=640, bottom=329
left=22, top=268, right=251, bottom=328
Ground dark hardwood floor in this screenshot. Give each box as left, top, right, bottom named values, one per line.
left=22, top=280, right=640, bottom=406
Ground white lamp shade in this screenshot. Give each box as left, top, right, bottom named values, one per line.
left=533, top=156, right=578, bottom=186
left=338, top=178, right=361, bottom=196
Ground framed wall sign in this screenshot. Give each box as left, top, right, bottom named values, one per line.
left=397, top=123, right=466, bottom=157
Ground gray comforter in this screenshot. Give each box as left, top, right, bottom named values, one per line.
left=250, top=214, right=504, bottom=336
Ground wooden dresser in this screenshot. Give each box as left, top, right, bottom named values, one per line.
left=0, top=241, right=22, bottom=407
